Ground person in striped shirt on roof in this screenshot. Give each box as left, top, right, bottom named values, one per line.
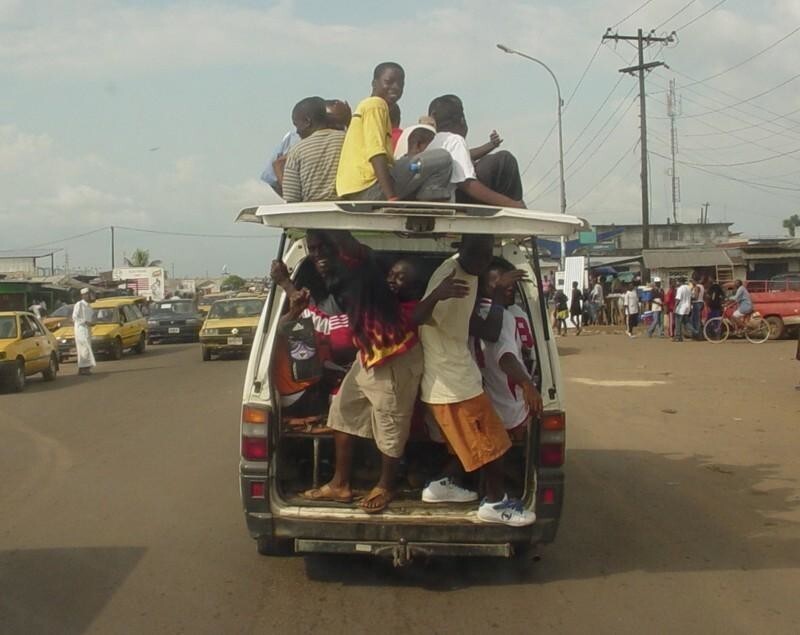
left=281, top=96, right=347, bottom=203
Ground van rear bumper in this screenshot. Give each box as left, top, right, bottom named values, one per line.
left=245, top=511, right=559, bottom=548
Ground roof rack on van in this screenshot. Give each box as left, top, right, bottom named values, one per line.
left=236, top=201, right=589, bottom=238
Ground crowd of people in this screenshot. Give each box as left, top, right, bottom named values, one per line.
left=543, top=272, right=753, bottom=341
left=257, top=61, right=543, bottom=526
left=260, top=62, right=526, bottom=208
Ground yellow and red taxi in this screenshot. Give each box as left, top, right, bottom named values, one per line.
left=199, top=296, right=264, bottom=361
left=0, top=311, right=59, bottom=392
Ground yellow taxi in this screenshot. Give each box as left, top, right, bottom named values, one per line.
left=198, top=292, right=233, bottom=315
left=199, top=296, right=264, bottom=361
left=54, top=296, right=148, bottom=361
left=42, top=303, right=74, bottom=332
left=0, top=311, right=59, bottom=392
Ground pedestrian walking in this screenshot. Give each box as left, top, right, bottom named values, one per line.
left=673, top=278, right=694, bottom=342
left=623, top=282, right=639, bottom=337
left=691, top=276, right=705, bottom=340
left=647, top=278, right=664, bottom=337
left=569, top=281, right=583, bottom=335
left=553, top=287, right=568, bottom=336
left=72, top=288, right=96, bottom=375
left=664, top=279, right=677, bottom=338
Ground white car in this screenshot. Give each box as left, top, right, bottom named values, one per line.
left=237, top=200, right=586, bottom=562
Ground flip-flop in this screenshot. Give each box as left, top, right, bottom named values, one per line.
left=301, top=484, right=352, bottom=503
left=359, top=487, right=395, bottom=514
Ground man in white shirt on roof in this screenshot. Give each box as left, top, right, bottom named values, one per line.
left=426, top=94, right=525, bottom=208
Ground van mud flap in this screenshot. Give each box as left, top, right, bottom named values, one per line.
left=294, top=538, right=512, bottom=566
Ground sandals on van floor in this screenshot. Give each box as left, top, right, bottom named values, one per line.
left=359, top=487, right=395, bottom=514
left=301, top=484, right=353, bottom=503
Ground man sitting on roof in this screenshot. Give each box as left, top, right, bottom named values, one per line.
left=335, top=62, right=452, bottom=203
left=281, top=97, right=346, bottom=203
left=426, top=94, right=525, bottom=209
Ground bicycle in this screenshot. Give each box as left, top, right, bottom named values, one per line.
left=703, top=307, right=770, bottom=344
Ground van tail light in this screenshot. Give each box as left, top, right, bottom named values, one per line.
left=241, top=405, right=271, bottom=461
left=539, top=411, right=565, bottom=468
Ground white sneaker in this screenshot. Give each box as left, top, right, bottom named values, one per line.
left=477, top=497, right=536, bottom=527
left=421, top=477, right=478, bottom=503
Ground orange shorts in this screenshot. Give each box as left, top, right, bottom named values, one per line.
left=427, top=393, right=511, bottom=472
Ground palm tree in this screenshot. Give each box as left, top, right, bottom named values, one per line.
left=124, top=248, right=163, bottom=267
left=783, top=214, right=800, bottom=237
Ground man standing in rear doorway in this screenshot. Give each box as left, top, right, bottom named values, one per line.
left=72, top=288, right=96, bottom=376
left=418, top=234, right=537, bottom=527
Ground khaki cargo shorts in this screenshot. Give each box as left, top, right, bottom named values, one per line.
left=327, top=344, right=423, bottom=458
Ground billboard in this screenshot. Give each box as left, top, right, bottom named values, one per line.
left=113, top=267, right=165, bottom=301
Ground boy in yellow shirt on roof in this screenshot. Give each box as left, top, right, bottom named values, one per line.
left=336, top=62, right=452, bottom=202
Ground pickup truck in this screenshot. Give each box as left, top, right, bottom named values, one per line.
left=237, top=200, right=586, bottom=565
left=743, top=279, right=800, bottom=339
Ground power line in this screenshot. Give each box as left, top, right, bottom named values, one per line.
left=0, top=226, right=108, bottom=252
left=665, top=145, right=800, bottom=168
left=679, top=72, right=800, bottom=118
left=680, top=23, right=800, bottom=86
left=114, top=226, right=272, bottom=239
left=650, top=150, right=800, bottom=193
left=654, top=0, right=698, bottom=31
left=569, top=138, right=640, bottom=209
left=610, top=0, right=657, bottom=29
left=673, top=0, right=727, bottom=31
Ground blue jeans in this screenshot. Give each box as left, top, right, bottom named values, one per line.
left=691, top=302, right=704, bottom=336
left=674, top=314, right=693, bottom=341
left=647, top=311, right=663, bottom=337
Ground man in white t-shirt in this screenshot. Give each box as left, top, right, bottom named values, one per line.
left=419, top=234, right=536, bottom=527
left=623, top=283, right=640, bottom=337
left=426, top=94, right=525, bottom=208
left=472, top=259, right=540, bottom=440
left=691, top=277, right=705, bottom=339
left=673, top=278, right=694, bottom=342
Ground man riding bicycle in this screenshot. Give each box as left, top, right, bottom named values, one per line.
left=730, top=279, right=753, bottom=328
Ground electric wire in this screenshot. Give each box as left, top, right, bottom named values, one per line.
left=673, top=0, right=727, bottom=31
left=654, top=0, right=698, bottom=31
left=609, top=0, right=658, bottom=29
left=569, top=138, right=640, bottom=209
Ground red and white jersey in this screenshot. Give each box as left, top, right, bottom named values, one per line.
left=471, top=299, right=536, bottom=430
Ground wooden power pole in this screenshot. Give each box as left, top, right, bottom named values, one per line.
left=602, top=28, right=675, bottom=281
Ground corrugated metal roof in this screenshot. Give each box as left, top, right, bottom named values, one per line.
left=643, top=248, right=738, bottom=269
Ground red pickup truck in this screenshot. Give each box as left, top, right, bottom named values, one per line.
left=743, top=279, right=800, bottom=339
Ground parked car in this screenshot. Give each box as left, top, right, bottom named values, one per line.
left=147, top=299, right=204, bottom=344
left=54, top=296, right=148, bottom=361
left=237, top=200, right=585, bottom=563
left=0, top=311, right=59, bottom=392
left=42, top=303, right=74, bottom=332
left=200, top=297, right=265, bottom=361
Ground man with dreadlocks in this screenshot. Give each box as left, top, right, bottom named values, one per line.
left=302, top=256, right=469, bottom=513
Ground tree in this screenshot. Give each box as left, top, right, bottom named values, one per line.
left=782, top=214, right=800, bottom=238
left=222, top=274, right=246, bottom=291
left=124, top=248, right=163, bottom=267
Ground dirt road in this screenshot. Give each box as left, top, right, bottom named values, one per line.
left=1, top=335, right=798, bottom=634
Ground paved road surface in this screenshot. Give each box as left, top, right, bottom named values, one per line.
left=1, top=335, right=799, bottom=634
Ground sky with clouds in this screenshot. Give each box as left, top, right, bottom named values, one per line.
left=1, top=0, right=799, bottom=277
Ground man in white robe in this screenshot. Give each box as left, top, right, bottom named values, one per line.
left=72, top=288, right=96, bottom=375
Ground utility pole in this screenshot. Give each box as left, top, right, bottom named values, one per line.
left=603, top=28, right=675, bottom=282
left=667, top=78, right=681, bottom=224
left=110, top=225, right=116, bottom=271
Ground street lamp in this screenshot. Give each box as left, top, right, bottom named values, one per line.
left=497, top=43, right=567, bottom=271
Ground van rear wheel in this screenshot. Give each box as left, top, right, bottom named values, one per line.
left=256, top=535, right=293, bottom=556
